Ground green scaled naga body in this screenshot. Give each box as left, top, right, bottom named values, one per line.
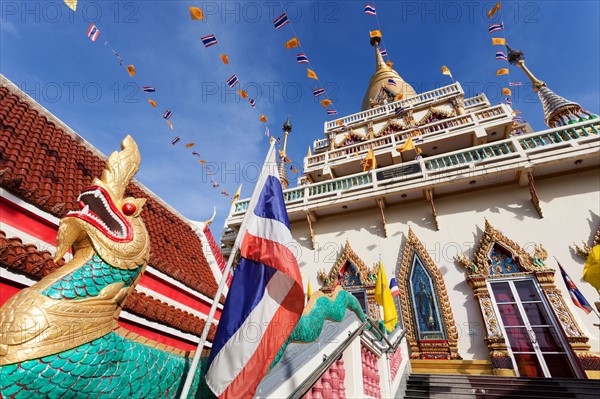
left=0, top=136, right=203, bottom=398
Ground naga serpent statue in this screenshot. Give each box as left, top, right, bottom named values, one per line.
left=0, top=136, right=204, bottom=398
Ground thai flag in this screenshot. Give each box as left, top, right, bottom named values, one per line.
left=364, top=4, right=377, bottom=16
left=510, top=82, right=523, bottom=87
left=86, top=23, right=100, bottom=42
left=205, top=143, right=304, bottom=398
left=273, top=13, right=289, bottom=29
left=389, top=277, right=400, bottom=297
left=171, top=136, right=180, bottom=145
left=558, top=261, right=593, bottom=314
left=488, top=23, right=503, bottom=33
left=264, top=126, right=270, bottom=137
left=496, top=51, right=508, bottom=61
left=296, top=53, right=309, bottom=64
left=226, top=74, right=239, bottom=88
left=327, top=109, right=338, bottom=116
left=312, top=88, right=326, bottom=97
left=505, top=97, right=512, bottom=106
left=142, top=86, right=156, bottom=93
left=163, top=110, right=173, bottom=120
left=248, top=97, right=256, bottom=108
left=387, top=78, right=397, bottom=86
left=394, top=106, right=404, bottom=116
left=379, top=48, right=388, bottom=57
left=201, top=34, right=218, bottom=48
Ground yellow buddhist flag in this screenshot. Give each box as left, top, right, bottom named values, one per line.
left=502, top=88, right=512, bottom=96
left=369, top=30, right=382, bottom=38
left=64, top=0, right=77, bottom=11
left=307, top=68, right=318, bottom=80
left=320, top=99, right=332, bottom=108
left=394, top=93, right=403, bottom=101
left=126, top=65, right=136, bottom=78
left=492, top=37, right=506, bottom=46
left=166, top=120, right=173, bottom=129
left=189, top=6, right=204, bottom=20
left=148, top=99, right=157, bottom=108
left=441, top=65, right=453, bottom=80
left=259, top=115, right=267, bottom=123
left=185, top=143, right=195, bottom=148
left=307, top=147, right=312, bottom=157
left=307, top=280, right=313, bottom=300
left=362, top=148, right=376, bottom=171
left=220, top=54, right=229, bottom=65
left=512, top=109, right=521, bottom=114
left=336, top=120, right=343, bottom=126
left=231, top=184, right=242, bottom=204
left=238, top=90, right=248, bottom=99
left=386, top=60, right=394, bottom=69
left=487, top=1, right=501, bottom=19
left=284, top=37, right=300, bottom=48
left=374, top=261, right=398, bottom=333
left=583, top=245, right=600, bottom=290
left=396, top=137, right=416, bottom=153
left=496, top=68, right=509, bottom=75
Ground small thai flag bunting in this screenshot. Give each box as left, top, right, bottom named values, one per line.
left=142, top=86, right=156, bottom=93
left=277, top=137, right=281, bottom=145
left=86, top=23, right=100, bottom=42
left=192, top=151, right=201, bottom=157
left=379, top=48, right=388, bottom=57
left=496, top=51, right=508, bottom=61
left=395, top=106, right=404, bottom=116
left=248, top=98, right=256, bottom=108
left=171, top=136, right=180, bottom=145
left=505, top=97, right=512, bottom=106
left=312, top=88, right=326, bottom=97
left=226, top=74, right=239, bottom=88
left=557, top=260, right=593, bottom=314
left=273, top=13, right=289, bottom=29
left=163, top=110, right=173, bottom=120
left=112, top=50, right=123, bottom=65
left=296, top=53, right=309, bottom=64
left=364, top=4, right=377, bottom=16
left=201, top=34, right=218, bottom=48
left=264, top=126, right=270, bottom=137
left=510, top=82, right=523, bottom=86
left=387, top=78, right=397, bottom=86
left=488, top=23, right=504, bottom=33
left=327, top=110, right=338, bottom=116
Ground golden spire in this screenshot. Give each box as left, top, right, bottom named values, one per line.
left=361, top=33, right=417, bottom=111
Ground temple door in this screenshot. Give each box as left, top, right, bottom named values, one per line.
left=488, top=277, right=583, bottom=378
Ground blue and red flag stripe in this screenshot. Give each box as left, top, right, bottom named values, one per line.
left=296, top=53, right=309, bottom=64
left=86, top=23, right=99, bottom=42
left=201, top=34, right=218, bottom=47
left=273, top=13, right=289, bottom=29
left=389, top=277, right=400, bottom=297
left=364, top=4, right=376, bottom=16
left=488, top=23, right=503, bottom=33
left=558, top=261, right=592, bottom=314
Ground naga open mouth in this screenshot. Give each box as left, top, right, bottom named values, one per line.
left=66, top=186, right=133, bottom=242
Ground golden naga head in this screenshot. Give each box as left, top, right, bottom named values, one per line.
left=54, top=135, right=150, bottom=269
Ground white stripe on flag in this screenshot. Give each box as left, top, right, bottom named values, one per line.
left=205, top=271, right=294, bottom=395
left=246, top=214, right=294, bottom=248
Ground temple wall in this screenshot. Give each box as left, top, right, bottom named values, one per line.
left=291, top=169, right=600, bottom=361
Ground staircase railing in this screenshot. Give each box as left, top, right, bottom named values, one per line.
left=288, top=321, right=368, bottom=399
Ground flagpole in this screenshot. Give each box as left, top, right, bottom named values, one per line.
left=554, top=257, right=600, bottom=320
left=179, top=140, right=277, bottom=398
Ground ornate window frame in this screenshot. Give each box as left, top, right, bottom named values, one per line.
left=397, top=228, right=460, bottom=359
left=456, top=219, right=596, bottom=374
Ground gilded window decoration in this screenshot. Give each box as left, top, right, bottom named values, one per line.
left=397, top=228, right=460, bottom=360
left=455, top=219, right=596, bottom=372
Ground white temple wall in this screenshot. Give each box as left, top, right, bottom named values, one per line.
left=291, top=169, right=600, bottom=361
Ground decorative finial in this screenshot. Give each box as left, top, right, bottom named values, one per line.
left=282, top=115, right=292, bottom=133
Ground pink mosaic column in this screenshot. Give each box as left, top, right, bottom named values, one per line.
left=361, top=345, right=381, bottom=398
left=304, top=358, right=346, bottom=399
left=389, top=347, right=403, bottom=381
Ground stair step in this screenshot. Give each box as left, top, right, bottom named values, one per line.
left=406, top=379, right=598, bottom=394
left=404, top=385, right=583, bottom=398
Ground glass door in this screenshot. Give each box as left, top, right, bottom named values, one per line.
left=488, top=277, right=582, bottom=378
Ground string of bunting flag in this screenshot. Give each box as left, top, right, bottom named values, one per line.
left=189, top=4, right=302, bottom=181
left=487, top=1, right=525, bottom=128
left=271, top=5, right=339, bottom=116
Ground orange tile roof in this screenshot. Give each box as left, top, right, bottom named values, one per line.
left=0, top=83, right=221, bottom=303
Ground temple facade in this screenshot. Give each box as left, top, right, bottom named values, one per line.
left=223, top=36, right=600, bottom=387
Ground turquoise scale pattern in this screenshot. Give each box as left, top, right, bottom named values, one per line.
left=41, top=254, right=142, bottom=300
left=269, top=290, right=365, bottom=370
left=0, top=332, right=209, bottom=399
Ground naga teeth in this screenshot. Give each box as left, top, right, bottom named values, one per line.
left=82, top=204, right=89, bottom=215
left=94, top=189, right=101, bottom=198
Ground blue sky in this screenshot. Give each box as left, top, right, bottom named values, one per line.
left=1, top=1, right=599, bottom=234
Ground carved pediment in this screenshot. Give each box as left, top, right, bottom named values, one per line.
left=319, top=240, right=374, bottom=290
